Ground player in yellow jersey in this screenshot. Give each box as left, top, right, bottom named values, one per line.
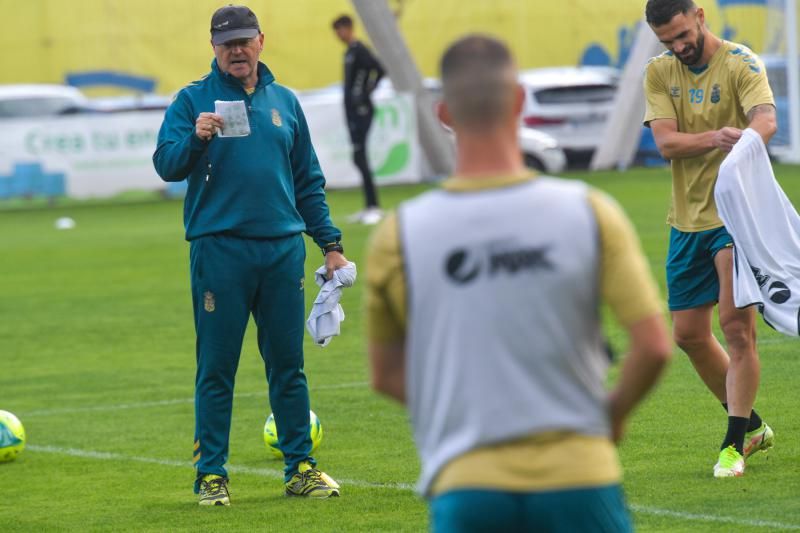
left=644, top=0, right=777, bottom=477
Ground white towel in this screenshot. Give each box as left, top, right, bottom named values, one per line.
left=715, top=128, right=800, bottom=336
left=305, top=262, right=357, bottom=346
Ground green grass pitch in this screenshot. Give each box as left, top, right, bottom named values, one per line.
left=1, top=166, right=800, bottom=531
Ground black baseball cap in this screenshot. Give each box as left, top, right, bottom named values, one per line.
left=210, top=5, right=260, bottom=45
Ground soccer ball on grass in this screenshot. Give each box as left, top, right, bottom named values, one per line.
left=263, top=410, right=323, bottom=460
left=0, top=410, right=25, bottom=463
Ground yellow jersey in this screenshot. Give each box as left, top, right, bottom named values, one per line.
left=643, top=40, right=774, bottom=232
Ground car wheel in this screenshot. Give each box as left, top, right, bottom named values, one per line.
left=523, top=153, right=545, bottom=171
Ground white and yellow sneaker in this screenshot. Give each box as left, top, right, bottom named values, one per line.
left=360, top=207, right=384, bottom=225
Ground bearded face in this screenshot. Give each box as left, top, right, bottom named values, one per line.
left=651, top=10, right=709, bottom=67
left=674, top=22, right=705, bottom=66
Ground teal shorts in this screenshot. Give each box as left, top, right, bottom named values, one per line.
left=666, top=226, right=733, bottom=311
left=430, top=485, right=632, bottom=533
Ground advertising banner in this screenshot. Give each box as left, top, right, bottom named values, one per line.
left=0, top=112, right=164, bottom=199
left=0, top=93, right=421, bottom=200
left=302, top=91, right=421, bottom=188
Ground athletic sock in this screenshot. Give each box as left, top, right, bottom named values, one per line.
left=720, top=416, right=750, bottom=455
left=721, top=403, right=763, bottom=432
left=746, top=410, right=763, bottom=432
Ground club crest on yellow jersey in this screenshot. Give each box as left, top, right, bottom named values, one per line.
left=711, top=84, right=721, bottom=104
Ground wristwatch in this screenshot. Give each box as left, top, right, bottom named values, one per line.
left=323, top=242, right=344, bottom=255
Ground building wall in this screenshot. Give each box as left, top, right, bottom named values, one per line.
left=0, top=0, right=773, bottom=95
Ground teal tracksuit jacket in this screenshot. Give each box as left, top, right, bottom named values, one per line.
left=153, top=59, right=341, bottom=248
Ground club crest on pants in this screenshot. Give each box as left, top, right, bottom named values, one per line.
left=204, top=291, right=215, bottom=312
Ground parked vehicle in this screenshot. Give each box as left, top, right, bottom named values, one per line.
left=0, top=84, right=89, bottom=119
left=85, top=94, right=172, bottom=113
left=519, top=127, right=567, bottom=174
left=518, top=66, right=620, bottom=164
left=376, top=77, right=566, bottom=173
left=761, top=54, right=798, bottom=162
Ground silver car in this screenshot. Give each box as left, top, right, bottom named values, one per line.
left=519, top=66, right=620, bottom=164
left=518, top=127, right=567, bottom=174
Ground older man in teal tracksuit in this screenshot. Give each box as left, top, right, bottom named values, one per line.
left=153, top=5, right=346, bottom=505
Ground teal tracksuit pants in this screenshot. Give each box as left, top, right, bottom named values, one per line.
left=190, top=233, right=314, bottom=491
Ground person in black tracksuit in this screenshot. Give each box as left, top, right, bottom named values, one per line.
left=332, top=15, right=386, bottom=222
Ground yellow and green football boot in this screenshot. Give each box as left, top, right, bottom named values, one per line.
left=285, top=461, right=340, bottom=498
left=198, top=474, right=230, bottom=506
left=713, top=445, right=745, bottom=478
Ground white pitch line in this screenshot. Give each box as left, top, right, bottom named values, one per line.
left=20, top=381, right=370, bottom=417
left=26, top=444, right=414, bottom=491
left=25, top=444, right=800, bottom=530
left=628, top=504, right=800, bottom=530
left=22, top=397, right=195, bottom=416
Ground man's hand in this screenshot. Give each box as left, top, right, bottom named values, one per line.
left=195, top=112, right=224, bottom=141
left=324, top=251, right=349, bottom=280
left=608, top=397, right=626, bottom=444
left=712, top=127, right=743, bottom=153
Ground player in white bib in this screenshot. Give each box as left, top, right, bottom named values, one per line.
left=366, top=35, right=672, bottom=532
